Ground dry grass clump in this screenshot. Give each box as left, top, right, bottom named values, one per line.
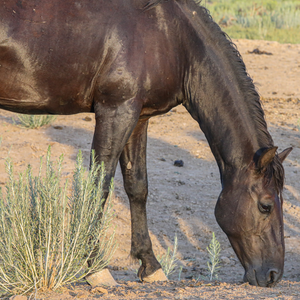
left=16, top=114, right=56, bottom=128
left=0, top=148, right=116, bottom=296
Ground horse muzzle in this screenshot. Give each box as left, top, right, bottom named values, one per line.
left=243, top=267, right=283, bottom=287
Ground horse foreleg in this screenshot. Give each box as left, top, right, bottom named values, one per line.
left=119, top=119, right=168, bottom=282
left=86, top=100, right=142, bottom=287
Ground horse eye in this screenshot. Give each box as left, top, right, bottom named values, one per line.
left=259, top=203, right=272, bottom=214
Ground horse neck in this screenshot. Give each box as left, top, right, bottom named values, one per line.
left=179, top=7, right=274, bottom=178
left=186, top=81, right=273, bottom=174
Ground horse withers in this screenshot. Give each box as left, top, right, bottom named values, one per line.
left=0, top=0, right=291, bottom=287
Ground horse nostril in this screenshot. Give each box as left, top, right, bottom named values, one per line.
left=267, top=269, right=279, bottom=284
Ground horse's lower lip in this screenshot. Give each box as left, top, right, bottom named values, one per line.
left=244, top=270, right=267, bottom=287
left=244, top=270, right=258, bottom=286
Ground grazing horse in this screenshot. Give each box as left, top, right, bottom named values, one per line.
left=0, top=0, right=292, bottom=287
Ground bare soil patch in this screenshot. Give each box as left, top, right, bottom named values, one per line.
left=1, top=39, right=300, bottom=299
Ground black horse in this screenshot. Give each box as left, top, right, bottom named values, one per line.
left=0, top=0, right=292, bottom=287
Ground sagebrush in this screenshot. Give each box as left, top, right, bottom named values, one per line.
left=206, top=232, right=221, bottom=281
left=158, top=235, right=179, bottom=278
left=0, top=148, right=116, bottom=296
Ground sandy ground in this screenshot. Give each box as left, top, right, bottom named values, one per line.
left=1, top=39, right=300, bottom=299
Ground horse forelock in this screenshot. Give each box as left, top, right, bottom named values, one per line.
left=257, top=155, right=285, bottom=206
left=269, top=156, right=285, bottom=202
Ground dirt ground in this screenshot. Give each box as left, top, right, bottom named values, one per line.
left=1, top=39, right=300, bottom=299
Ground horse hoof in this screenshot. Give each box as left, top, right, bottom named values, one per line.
left=85, top=269, right=119, bottom=287
left=142, top=268, right=168, bottom=283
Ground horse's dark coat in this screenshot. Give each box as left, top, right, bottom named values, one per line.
left=0, top=0, right=291, bottom=286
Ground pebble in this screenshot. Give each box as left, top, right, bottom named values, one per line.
left=91, top=286, right=108, bottom=294
left=220, top=256, right=231, bottom=264
left=174, top=160, right=184, bottom=167
left=83, top=116, right=92, bottom=121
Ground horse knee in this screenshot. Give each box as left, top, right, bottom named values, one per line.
left=124, top=179, right=148, bottom=202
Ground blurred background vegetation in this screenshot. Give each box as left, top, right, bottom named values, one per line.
left=202, top=0, right=300, bottom=44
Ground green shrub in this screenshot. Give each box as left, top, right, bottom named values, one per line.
left=158, top=235, right=179, bottom=278
left=0, top=148, right=116, bottom=296
left=15, top=115, right=56, bottom=129
left=206, top=232, right=221, bottom=281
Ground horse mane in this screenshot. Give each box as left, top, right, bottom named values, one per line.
left=187, top=2, right=273, bottom=145
left=142, top=0, right=166, bottom=11
left=190, top=1, right=286, bottom=196
left=187, top=1, right=286, bottom=195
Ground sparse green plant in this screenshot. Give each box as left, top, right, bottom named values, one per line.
left=178, top=266, right=183, bottom=281
left=202, top=0, right=300, bottom=44
left=157, top=234, right=179, bottom=278
left=206, top=232, right=221, bottom=281
left=15, top=114, right=56, bottom=129
left=0, top=147, right=116, bottom=296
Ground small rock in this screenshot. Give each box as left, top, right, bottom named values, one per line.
left=174, top=160, right=184, bottom=167
left=248, top=48, right=273, bottom=55
left=126, top=281, right=139, bottom=286
left=53, top=125, right=63, bottom=130
left=83, top=116, right=92, bottom=121
left=177, top=180, right=185, bottom=185
left=91, top=286, right=108, bottom=294
left=9, top=296, right=27, bottom=300
left=78, top=292, right=90, bottom=298
left=220, top=256, right=231, bottom=264
left=182, top=267, right=188, bottom=273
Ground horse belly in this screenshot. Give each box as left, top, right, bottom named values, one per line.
left=0, top=41, right=44, bottom=112
left=0, top=1, right=109, bottom=115
left=0, top=39, right=97, bottom=114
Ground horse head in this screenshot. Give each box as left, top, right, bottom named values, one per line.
left=215, top=147, right=292, bottom=287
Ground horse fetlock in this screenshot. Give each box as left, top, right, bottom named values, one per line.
left=136, top=254, right=162, bottom=279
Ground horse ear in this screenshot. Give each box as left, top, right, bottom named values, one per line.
left=278, top=147, right=292, bottom=163
left=256, top=147, right=278, bottom=171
